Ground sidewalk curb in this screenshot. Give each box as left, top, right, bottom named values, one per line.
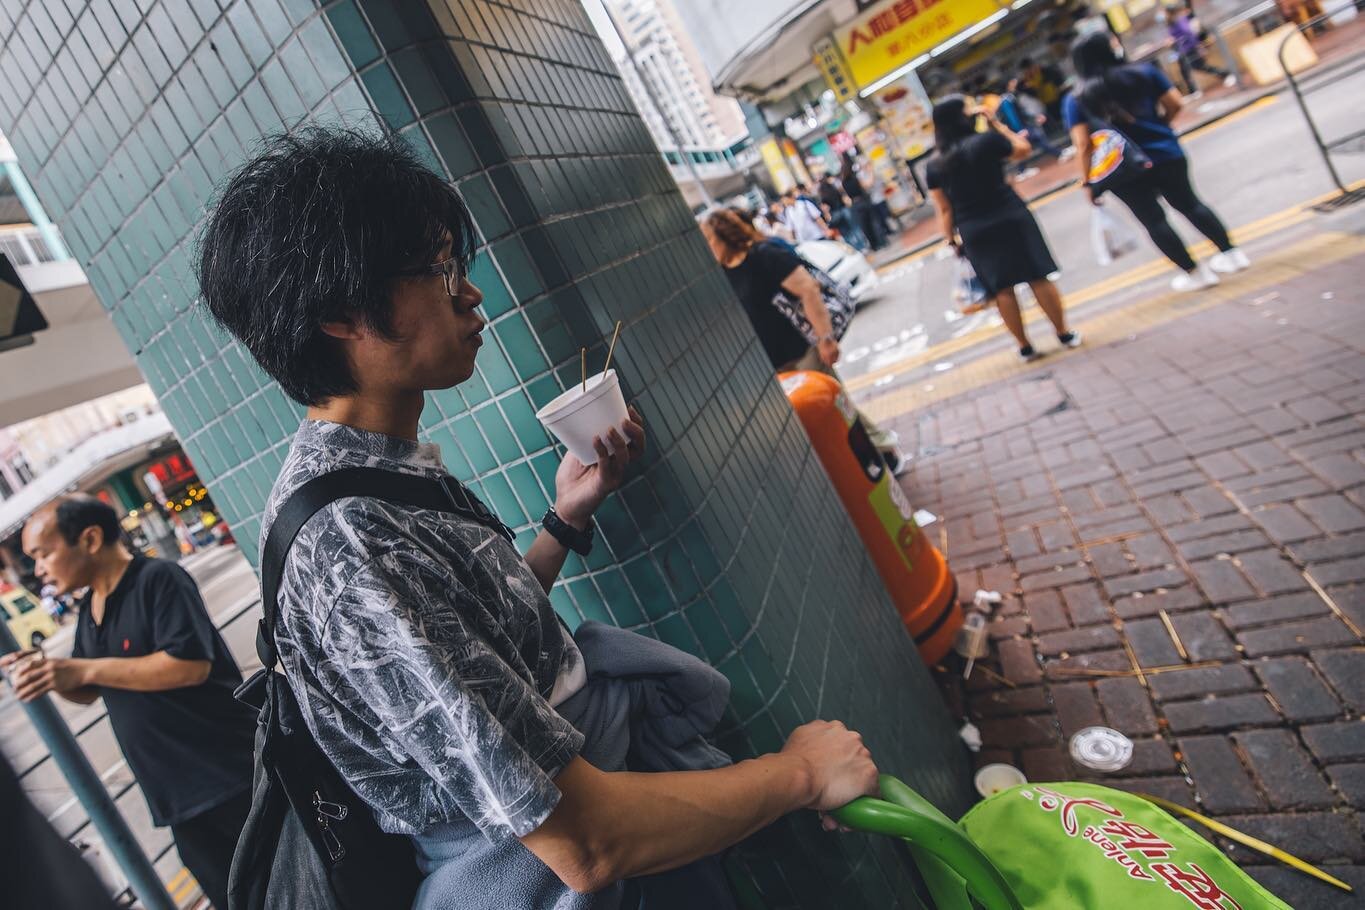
left=872, top=50, right=1365, bottom=273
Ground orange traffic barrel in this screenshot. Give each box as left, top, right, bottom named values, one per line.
left=781, top=370, right=960, bottom=665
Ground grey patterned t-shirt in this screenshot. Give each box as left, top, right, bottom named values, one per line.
left=261, top=419, right=585, bottom=841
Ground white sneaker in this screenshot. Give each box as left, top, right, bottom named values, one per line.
left=1170, top=264, right=1220, bottom=292
left=1209, top=248, right=1251, bottom=273
left=1059, top=146, right=1077, bottom=161
left=1223, top=74, right=1238, bottom=87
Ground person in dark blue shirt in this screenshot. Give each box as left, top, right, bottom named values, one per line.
left=1065, top=31, right=1248, bottom=291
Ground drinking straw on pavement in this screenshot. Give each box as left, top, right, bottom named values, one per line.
left=581, top=348, right=587, bottom=393
left=604, top=320, right=623, bottom=373
left=1138, top=793, right=1353, bottom=893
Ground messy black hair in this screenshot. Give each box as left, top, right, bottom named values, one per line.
left=51, top=495, right=123, bottom=548
left=196, top=126, right=478, bottom=406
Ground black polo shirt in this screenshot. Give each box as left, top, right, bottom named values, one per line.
left=72, top=556, right=255, bottom=827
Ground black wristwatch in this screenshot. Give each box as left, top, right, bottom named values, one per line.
left=542, top=507, right=595, bottom=555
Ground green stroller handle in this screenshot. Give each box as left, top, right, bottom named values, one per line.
left=830, top=775, right=1024, bottom=910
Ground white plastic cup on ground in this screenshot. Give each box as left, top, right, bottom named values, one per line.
left=974, top=763, right=1027, bottom=798
left=535, top=369, right=629, bottom=466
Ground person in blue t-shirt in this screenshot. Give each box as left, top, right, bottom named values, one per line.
left=1065, top=32, right=1248, bottom=292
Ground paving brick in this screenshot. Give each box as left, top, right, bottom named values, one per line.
left=1233, top=729, right=1336, bottom=810
left=1297, top=494, right=1365, bottom=533
left=1021, top=745, right=1074, bottom=782
left=1035, top=520, right=1077, bottom=552
left=1252, top=657, right=1342, bottom=722
left=988, top=616, right=1030, bottom=640
left=1075, top=514, right=1153, bottom=542
left=1182, top=485, right=1238, bottom=517
left=1251, top=503, right=1324, bottom=544
left=1313, top=648, right=1365, bottom=711
left=1044, top=649, right=1131, bottom=679
left=1246, top=864, right=1365, bottom=910
left=1112, top=586, right=1205, bottom=619
left=1103, top=568, right=1190, bottom=599
left=1310, top=558, right=1365, bottom=587
left=997, top=637, right=1042, bottom=685
left=977, top=714, right=1059, bottom=748
left=1306, top=452, right=1365, bottom=488
left=1060, top=583, right=1110, bottom=627
left=1328, top=763, right=1365, bottom=809
left=1143, top=493, right=1196, bottom=526
left=1125, top=617, right=1184, bottom=666
left=1189, top=557, right=1258, bottom=604
left=1086, top=541, right=1131, bottom=578
left=1050, top=681, right=1104, bottom=737
left=1013, top=550, right=1084, bottom=576
left=1106, top=776, right=1195, bottom=809
left=1236, top=618, right=1357, bottom=658
left=1095, top=737, right=1179, bottom=777
left=1019, top=563, right=1092, bottom=592
left=1221, top=591, right=1330, bottom=630
left=1036, top=625, right=1121, bottom=657
left=1240, top=477, right=1332, bottom=507
left=1164, top=693, right=1278, bottom=734
left=1231, top=440, right=1296, bottom=471
left=1169, top=611, right=1238, bottom=661
left=1221, top=812, right=1365, bottom=862
left=1193, top=450, right=1252, bottom=481
left=1178, top=735, right=1264, bottom=814
left=1096, top=676, right=1159, bottom=735
left=1302, top=721, right=1365, bottom=764
left=1123, top=533, right=1174, bottom=570
left=1177, top=528, right=1275, bottom=561
left=1167, top=513, right=1254, bottom=543
left=1234, top=549, right=1308, bottom=596
left=1019, top=589, right=1068, bottom=633
left=1149, top=664, right=1258, bottom=701
left=1291, top=529, right=1365, bottom=563
left=1005, top=528, right=1041, bottom=559
left=969, top=686, right=1050, bottom=718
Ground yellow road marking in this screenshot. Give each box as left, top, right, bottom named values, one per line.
left=847, top=180, right=1364, bottom=393
left=856, top=230, right=1365, bottom=423
left=167, top=866, right=197, bottom=903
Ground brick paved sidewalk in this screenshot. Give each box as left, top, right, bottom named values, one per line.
left=888, top=252, right=1365, bottom=907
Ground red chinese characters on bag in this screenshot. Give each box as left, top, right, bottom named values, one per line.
left=1099, top=819, right=1175, bottom=859
left=1152, top=862, right=1245, bottom=910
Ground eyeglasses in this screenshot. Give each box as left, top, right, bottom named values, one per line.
left=395, top=256, right=464, bottom=299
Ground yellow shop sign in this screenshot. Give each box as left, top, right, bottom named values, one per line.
left=835, top=0, right=1006, bottom=88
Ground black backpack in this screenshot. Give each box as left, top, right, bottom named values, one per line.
left=228, top=467, right=517, bottom=910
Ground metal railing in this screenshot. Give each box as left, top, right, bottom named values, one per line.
left=1278, top=3, right=1365, bottom=198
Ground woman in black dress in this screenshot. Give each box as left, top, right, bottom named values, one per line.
left=926, top=96, right=1080, bottom=361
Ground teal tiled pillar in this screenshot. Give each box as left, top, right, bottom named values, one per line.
left=0, top=1, right=972, bottom=903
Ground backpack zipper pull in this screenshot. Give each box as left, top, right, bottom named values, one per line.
left=313, top=791, right=349, bottom=821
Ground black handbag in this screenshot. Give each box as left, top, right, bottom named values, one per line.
left=228, top=467, right=516, bottom=910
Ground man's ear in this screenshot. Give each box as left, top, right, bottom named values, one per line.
left=79, top=525, right=105, bottom=554
left=320, top=317, right=365, bottom=341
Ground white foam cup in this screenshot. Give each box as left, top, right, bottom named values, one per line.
left=974, top=763, right=1027, bottom=798
left=535, top=370, right=629, bottom=466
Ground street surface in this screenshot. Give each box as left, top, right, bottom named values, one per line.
left=1, top=544, right=260, bottom=906
left=839, top=65, right=1365, bottom=384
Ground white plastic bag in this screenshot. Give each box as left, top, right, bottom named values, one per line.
left=952, top=254, right=988, bottom=310
left=1091, top=204, right=1140, bottom=266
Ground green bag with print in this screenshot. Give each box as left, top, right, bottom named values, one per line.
left=957, top=781, right=1293, bottom=910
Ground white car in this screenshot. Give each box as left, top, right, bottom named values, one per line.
left=797, top=239, right=880, bottom=305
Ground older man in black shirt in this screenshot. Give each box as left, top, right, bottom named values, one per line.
left=2, top=495, right=254, bottom=908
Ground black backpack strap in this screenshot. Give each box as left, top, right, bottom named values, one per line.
left=256, top=467, right=515, bottom=669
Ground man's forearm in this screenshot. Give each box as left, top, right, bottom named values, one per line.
left=77, top=653, right=210, bottom=692
left=801, top=290, right=834, bottom=339
left=526, top=753, right=814, bottom=892
left=524, top=504, right=594, bottom=593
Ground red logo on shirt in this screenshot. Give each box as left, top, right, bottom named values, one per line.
left=123, top=638, right=131, bottom=652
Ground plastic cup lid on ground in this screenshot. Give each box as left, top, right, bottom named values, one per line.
left=1069, top=726, right=1134, bottom=772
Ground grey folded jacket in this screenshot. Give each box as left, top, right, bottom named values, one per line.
left=411, top=621, right=737, bottom=910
